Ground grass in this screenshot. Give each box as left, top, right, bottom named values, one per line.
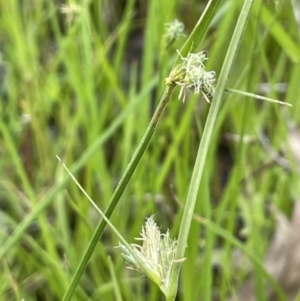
left=0, top=0, right=300, bottom=300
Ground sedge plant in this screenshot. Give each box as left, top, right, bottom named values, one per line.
left=61, top=1, right=224, bottom=300
left=60, top=1, right=291, bottom=301
left=119, top=1, right=283, bottom=300
left=0, top=0, right=293, bottom=300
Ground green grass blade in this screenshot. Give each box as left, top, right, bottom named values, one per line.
left=253, top=2, right=300, bottom=62
left=166, top=1, right=254, bottom=300
left=173, top=0, right=224, bottom=68
left=195, top=215, right=286, bottom=301
left=0, top=79, right=157, bottom=260
left=226, top=88, right=292, bottom=106
left=62, top=85, right=175, bottom=301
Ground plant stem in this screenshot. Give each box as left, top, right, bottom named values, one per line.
left=166, top=1, right=254, bottom=300
left=62, top=84, right=175, bottom=301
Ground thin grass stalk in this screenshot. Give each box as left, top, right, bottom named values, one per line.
left=62, top=84, right=175, bottom=301
left=166, top=1, right=254, bottom=300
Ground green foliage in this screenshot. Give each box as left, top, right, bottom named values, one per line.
left=0, top=0, right=299, bottom=301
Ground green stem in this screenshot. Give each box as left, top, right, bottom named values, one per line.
left=62, top=84, right=175, bottom=301
left=166, top=1, right=254, bottom=300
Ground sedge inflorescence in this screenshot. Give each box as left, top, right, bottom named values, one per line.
left=118, top=216, right=181, bottom=293
left=166, top=50, right=216, bottom=102
left=163, top=19, right=186, bottom=45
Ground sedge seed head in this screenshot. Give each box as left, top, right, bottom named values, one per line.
left=118, top=216, right=182, bottom=294
left=166, top=51, right=216, bottom=102
left=163, top=19, right=186, bottom=45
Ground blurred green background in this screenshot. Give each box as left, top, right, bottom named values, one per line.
left=1, top=0, right=300, bottom=300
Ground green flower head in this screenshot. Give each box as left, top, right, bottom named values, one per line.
left=164, top=19, right=186, bottom=45
left=166, top=51, right=216, bottom=102
left=118, top=216, right=183, bottom=294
